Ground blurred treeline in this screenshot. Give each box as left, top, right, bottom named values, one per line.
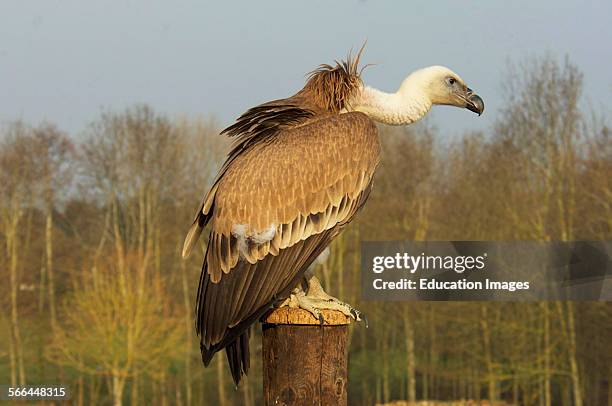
left=0, top=56, right=610, bottom=406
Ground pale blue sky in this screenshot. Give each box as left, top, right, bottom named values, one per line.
left=1, top=0, right=610, bottom=137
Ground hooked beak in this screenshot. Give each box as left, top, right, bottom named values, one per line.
left=465, top=88, right=484, bottom=116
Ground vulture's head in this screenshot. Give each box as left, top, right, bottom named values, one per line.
left=400, top=66, right=484, bottom=116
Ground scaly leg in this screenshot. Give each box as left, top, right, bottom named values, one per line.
left=279, top=269, right=366, bottom=326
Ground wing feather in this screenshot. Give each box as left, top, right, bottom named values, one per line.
left=200, top=180, right=374, bottom=355
left=195, top=112, right=380, bottom=371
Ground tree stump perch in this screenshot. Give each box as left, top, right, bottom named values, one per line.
left=262, top=308, right=351, bottom=406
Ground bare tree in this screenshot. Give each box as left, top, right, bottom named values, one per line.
left=47, top=258, right=183, bottom=406
left=0, top=121, right=47, bottom=386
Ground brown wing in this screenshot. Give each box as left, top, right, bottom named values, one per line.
left=207, top=112, right=379, bottom=277
left=195, top=112, right=380, bottom=378
left=181, top=97, right=315, bottom=259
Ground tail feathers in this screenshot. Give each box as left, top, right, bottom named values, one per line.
left=201, top=341, right=216, bottom=367
left=225, top=331, right=250, bottom=386
left=200, top=330, right=251, bottom=386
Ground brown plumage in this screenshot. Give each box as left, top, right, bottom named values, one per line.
left=183, top=47, right=381, bottom=385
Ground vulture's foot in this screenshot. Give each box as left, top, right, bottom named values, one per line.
left=279, top=272, right=366, bottom=326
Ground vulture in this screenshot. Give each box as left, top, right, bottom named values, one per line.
left=182, top=47, right=484, bottom=385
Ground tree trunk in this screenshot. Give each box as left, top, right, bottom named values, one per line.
left=541, top=302, right=551, bottom=406
left=7, top=217, right=26, bottom=386
left=131, top=373, right=139, bottom=405
left=242, top=376, right=253, bottom=406
left=112, top=373, right=125, bottom=406
left=180, top=258, right=193, bottom=406
left=216, top=354, right=227, bottom=406
left=382, top=326, right=390, bottom=404
left=480, top=303, right=496, bottom=402
left=404, top=315, right=416, bottom=402
left=566, top=302, right=583, bottom=406
left=46, top=212, right=58, bottom=329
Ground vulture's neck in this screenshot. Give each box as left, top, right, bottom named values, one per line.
left=347, top=83, right=432, bottom=126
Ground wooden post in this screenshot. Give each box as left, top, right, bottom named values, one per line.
left=262, top=308, right=351, bottom=406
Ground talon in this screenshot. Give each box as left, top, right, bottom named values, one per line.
left=278, top=274, right=364, bottom=327
left=363, top=313, right=369, bottom=328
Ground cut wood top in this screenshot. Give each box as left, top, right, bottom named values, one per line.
left=263, top=307, right=351, bottom=326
